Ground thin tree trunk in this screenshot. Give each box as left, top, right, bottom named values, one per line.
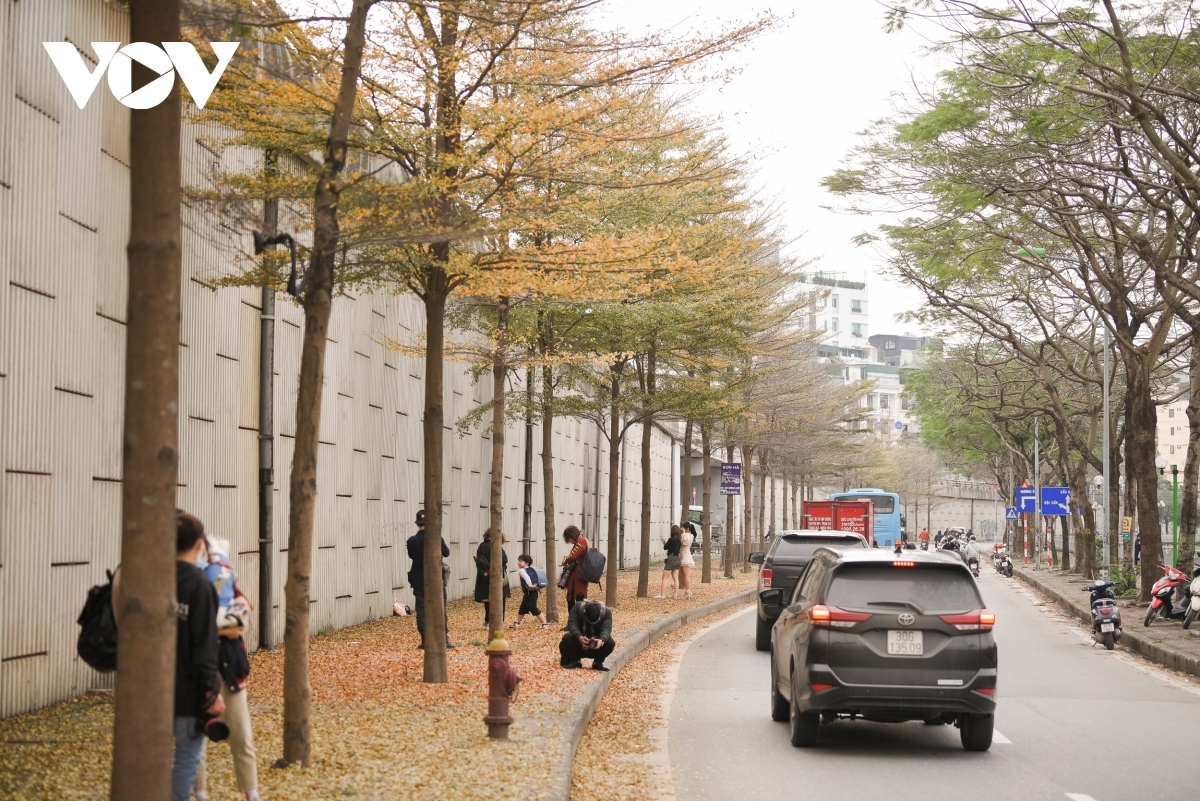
left=110, top=2, right=181, bottom=795
left=1129, top=362, right=1163, bottom=601
left=1109, top=427, right=1123, bottom=567
left=540, top=362, right=559, bottom=622
left=1123, top=397, right=1137, bottom=576
left=637, top=342, right=657, bottom=598
left=790, top=473, right=799, bottom=528
left=487, top=299, right=509, bottom=634
left=743, top=446, right=755, bottom=571
left=724, top=445, right=735, bottom=579
left=757, top=451, right=767, bottom=552
left=421, top=272, right=450, bottom=681
left=681, top=419, right=693, bottom=522
left=701, top=423, right=713, bottom=583
left=767, top=462, right=775, bottom=545
left=606, top=365, right=624, bottom=606
left=281, top=0, right=373, bottom=762
left=1179, top=332, right=1200, bottom=569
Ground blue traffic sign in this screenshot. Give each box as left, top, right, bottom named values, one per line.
left=1005, top=507, right=1018, bottom=521
left=895, top=421, right=904, bottom=430
left=1040, top=486, right=1070, bottom=516
left=1015, top=487, right=1036, bottom=513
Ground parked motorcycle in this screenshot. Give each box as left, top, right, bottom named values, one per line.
left=992, top=546, right=1014, bottom=578
left=1083, top=579, right=1122, bottom=650
left=1184, top=572, right=1200, bottom=629
left=1144, top=565, right=1191, bottom=627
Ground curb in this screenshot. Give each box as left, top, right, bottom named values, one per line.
left=1012, top=567, right=1200, bottom=679
left=543, top=586, right=756, bottom=801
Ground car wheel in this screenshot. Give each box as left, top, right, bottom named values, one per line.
left=959, top=713, right=994, bottom=752
left=1144, top=605, right=1159, bottom=627
left=789, top=679, right=820, bottom=748
left=769, top=654, right=789, bottom=722
left=1184, top=607, right=1198, bottom=630
left=1102, top=630, right=1115, bottom=650
left=755, top=614, right=772, bottom=652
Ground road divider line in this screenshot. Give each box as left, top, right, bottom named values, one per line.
left=1065, top=793, right=1098, bottom=801
left=992, top=730, right=1011, bottom=744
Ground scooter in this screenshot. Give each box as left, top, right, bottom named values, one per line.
left=993, top=546, right=1014, bottom=578
left=1184, top=571, right=1200, bottom=629
left=1083, top=580, right=1122, bottom=650
left=1144, top=565, right=1191, bottom=627
left=967, top=555, right=980, bottom=578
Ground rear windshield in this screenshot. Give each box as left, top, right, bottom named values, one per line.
left=825, top=566, right=980, bottom=613
left=834, top=495, right=895, bottom=513
left=774, top=537, right=865, bottom=560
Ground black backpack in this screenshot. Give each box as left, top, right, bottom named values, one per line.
left=578, top=547, right=606, bottom=584
left=77, top=570, right=118, bottom=672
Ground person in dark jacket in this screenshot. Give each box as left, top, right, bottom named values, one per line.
left=561, top=525, right=590, bottom=611
left=406, top=509, right=455, bottom=649
left=474, top=529, right=511, bottom=629
left=173, top=512, right=223, bottom=801
left=559, top=600, right=616, bottom=671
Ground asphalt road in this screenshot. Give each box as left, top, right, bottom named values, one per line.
left=669, top=568, right=1200, bottom=801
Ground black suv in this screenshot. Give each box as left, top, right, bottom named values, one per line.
left=764, top=548, right=998, bottom=751
left=749, top=531, right=869, bottom=651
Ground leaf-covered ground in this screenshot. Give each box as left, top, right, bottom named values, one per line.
left=0, top=570, right=754, bottom=800
left=570, top=606, right=747, bottom=801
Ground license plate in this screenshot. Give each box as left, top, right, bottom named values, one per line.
left=887, top=630, right=923, bottom=656
left=1100, top=622, right=1114, bottom=632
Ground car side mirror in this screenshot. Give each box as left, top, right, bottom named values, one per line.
left=749, top=551, right=766, bottom=565
left=759, top=589, right=782, bottom=606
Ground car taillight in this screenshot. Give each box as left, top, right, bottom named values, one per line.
left=940, top=610, right=995, bottom=631
left=810, top=683, right=833, bottom=692
left=974, top=687, right=995, bottom=695
left=761, top=568, right=772, bottom=588
left=893, top=560, right=915, bottom=567
left=808, top=605, right=871, bottom=628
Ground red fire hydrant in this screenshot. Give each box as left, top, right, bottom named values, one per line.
left=484, top=632, right=521, bottom=739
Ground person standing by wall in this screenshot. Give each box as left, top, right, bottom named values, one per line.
left=406, top=510, right=456, bottom=650
left=656, top=525, right=682, bottom=599
left=561, top=525, right=590, bottom=612
left=474, top=529, right=510, bottom=631
left=678, top=521, right=695, bottom=599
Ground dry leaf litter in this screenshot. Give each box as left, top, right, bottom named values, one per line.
left=0, top=570, right=754, bottom=800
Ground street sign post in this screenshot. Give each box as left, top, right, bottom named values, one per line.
left=1040, top=487, right=1070, bottom=516
left=1016, top=487, right=1036, bottom=514
left=720, top=462, right=742, bottom=496
left=1005, top=507, right=1018, bottom=521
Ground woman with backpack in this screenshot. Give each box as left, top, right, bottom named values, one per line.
left=560, top=525, right=590, bottom=611
left=474, top=529, right=511, bottom=630
left=656, top=525, right=682, bottom=599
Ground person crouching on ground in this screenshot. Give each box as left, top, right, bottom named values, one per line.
left=559, top=600, right=616, bottom=671
left=511, top=554, right=549, bottom=629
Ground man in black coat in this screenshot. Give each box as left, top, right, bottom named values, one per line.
left=172, top=512, right=223, bottom=801
left=560, top=600, right=616, bottom=671
left=406, top=509, right=455, bottom=649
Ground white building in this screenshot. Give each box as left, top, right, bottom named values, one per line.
left=802, top=271, right=869, bottom=354
left=1158, top=399, right=1190, bottom=465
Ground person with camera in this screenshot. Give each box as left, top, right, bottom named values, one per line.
left=173, top=512, right=224, bottom=801
left=559, top=600, right=616, bottom=671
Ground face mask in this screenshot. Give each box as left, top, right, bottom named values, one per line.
left=195, top=551, right=209, bottom=569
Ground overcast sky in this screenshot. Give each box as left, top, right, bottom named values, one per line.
left=594, top=0, right=939, bottom=337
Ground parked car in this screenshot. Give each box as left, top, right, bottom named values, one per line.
left=749, top=531, right=869, bottom=651
left=764, top=548, right=997, bottom=751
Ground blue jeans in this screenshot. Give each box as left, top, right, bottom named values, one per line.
left=172, top=716, right=206, bottom=801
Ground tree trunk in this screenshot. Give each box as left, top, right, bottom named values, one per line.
left=606, top=366, right=624, bottom=606
left=767, top=463, right=775, bottom=545
left=743, top=447, right=755, bottom=571
left=1072, top=466, right=1097, bottom=580
left=724, top=444, right=735, bottom=579
left=538, top=372, right=560, bottom=627
left=487, top=299, right=508, bottom=634
left=1123, top=397, right=1137, bottom=575
left=421, top=270, right=451, bottom=682
left=1128, top=363, right=1163, bottom=601
left=110, top=2, right=181, bottom=796
left=637, top=342, right=657, bottom=597
left=757, top=452, right=767, bottom=552
left=1109, top=428, right=1123, bottom=567
left=281, top=0, right=373, bottom=762
left=1179, top=332, right=1200, bottom=569
left=791, top=474, right=799, bottom=528
left=701, top=423, right=713, bottom=583
left=681, top=419, right=693, bottom=522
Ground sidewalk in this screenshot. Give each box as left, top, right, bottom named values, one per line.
left=1013, top=566, right=1200, bottom=678
left=0, top=570, right=756, bottom=801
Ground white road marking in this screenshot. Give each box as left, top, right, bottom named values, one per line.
left=1065, top=794, right=1098, bottom=801
left=992, top=730, right=1011, bottom=744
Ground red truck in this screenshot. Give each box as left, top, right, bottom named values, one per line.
left=800, top=499, right=876, bottom=546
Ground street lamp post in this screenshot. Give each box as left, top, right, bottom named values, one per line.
left=1156, top=455, right=1181, bottom=568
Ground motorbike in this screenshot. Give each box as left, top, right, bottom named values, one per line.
left=1184, top=572, right=1200, bottom=629
left=1083, top=580, right=1122, bottom=650
left=920, top=539, right=929, bottom=551
left=1144, top=565, right=1191, bottom=627
left=992, top=546, right=1014, bottom=578
left=967, top=555, right=980, bottom=578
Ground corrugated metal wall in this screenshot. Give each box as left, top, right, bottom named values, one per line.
left=0, top=0, right=682, bottom=718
